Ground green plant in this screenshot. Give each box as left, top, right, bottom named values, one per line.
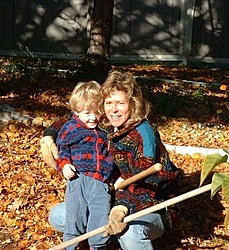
left=200, top=150, right=229, bottom=231
left=218, top=84, right=229, bottom=122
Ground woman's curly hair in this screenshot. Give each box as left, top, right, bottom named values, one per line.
left=98, top=70, right=151, bottom=129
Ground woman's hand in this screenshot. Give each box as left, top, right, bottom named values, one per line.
left=40, top=136, right=59, bottom=168
left=103, top=205, right=128, bottom=237
left=63, top=164, right=77, bottom=179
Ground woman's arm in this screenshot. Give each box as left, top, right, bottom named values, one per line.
left=40, top=116, right=69, bottom=168
left=43, top=116, right=69, bottom=140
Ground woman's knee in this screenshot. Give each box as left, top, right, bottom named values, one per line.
left=118, top=214, right=164, bottom=250
left=49, top=202, right=66, bottom=233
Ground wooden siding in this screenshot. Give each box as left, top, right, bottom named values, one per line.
left=0, top=0, right=228, bottom=63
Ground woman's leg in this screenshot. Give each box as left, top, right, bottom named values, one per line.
left=49, top=202, right=66, bottom=233
left=117, top=213, right=165, bottom=250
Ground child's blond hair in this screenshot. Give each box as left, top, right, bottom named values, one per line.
left=69, top=81, right=101, bottom=113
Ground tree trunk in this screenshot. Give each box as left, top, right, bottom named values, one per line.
left=80, top=0, right=114, bottom=84
left=87, top=0, right=114, bottom=58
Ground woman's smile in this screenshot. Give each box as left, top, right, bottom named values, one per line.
left=104, top=91, right=130, bottom=128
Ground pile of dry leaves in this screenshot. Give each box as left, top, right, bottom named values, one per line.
left=0, top=58, right=229, bottom=249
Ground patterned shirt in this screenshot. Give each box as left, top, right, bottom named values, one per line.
left=100, top=119, right=180, bottom=213
left=56, top=113, right=114, bottom=183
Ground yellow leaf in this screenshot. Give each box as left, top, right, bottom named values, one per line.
left=217, top=109, right=222, bottom=114
left=220, top=84, right=227, bottom=91
left=12, top=198, right=23, bottom=211
left=24, top=174, right=35, bottom=183
left=13, top=231, right=21, bottom=240
left=18, top=240, right=29, bottom=248
left=192, top=153, right=202, bottom=159
left=32, top=117, right=44, bottom=125
left=32, top=233, right=45, bottom=241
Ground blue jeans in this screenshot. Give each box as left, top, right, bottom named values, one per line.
left=65, top=175, right=111, bottom=249
left=50, top=175, right=111, bottom=250
left=117, top=213, right=164, bottom=250
left=49, top=202, right=65, bottom=233
left=49, top=203, right=165, bottom=250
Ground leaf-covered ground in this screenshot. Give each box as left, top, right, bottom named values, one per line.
left=0, top=58, right=229, bottom=249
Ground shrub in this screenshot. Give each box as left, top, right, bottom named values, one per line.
left=200, top=150, right=229, bottom=230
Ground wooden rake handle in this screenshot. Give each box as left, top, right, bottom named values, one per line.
left=49, top=184, right=211, bottom=250
left=49, top=163, right=163, bottom=250
left=115, top=163, right=162, bottom=190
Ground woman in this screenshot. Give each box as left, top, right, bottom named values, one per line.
left=40, top=70, right=179, bottom=250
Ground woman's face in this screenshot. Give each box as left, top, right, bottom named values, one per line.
left=104, top=90, right=130, bottom=128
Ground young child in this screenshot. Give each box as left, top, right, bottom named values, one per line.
left=55, top=81, right=114, bottom=250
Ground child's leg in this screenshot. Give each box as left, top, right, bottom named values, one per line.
left=86, top=179, right=111, bottom=249
left=64, top=176, right=87, bottom=250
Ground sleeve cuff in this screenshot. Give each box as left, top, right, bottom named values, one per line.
left=56, top=158, right=71, bottom=172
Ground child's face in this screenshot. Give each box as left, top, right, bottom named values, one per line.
left=76, top=109, right=100, bottom=129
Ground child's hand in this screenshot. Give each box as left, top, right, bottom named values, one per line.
left=63, top=164, right=77, bottom=179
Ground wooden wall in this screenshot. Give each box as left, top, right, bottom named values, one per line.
left=0, top=0, right=228, bottom=63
